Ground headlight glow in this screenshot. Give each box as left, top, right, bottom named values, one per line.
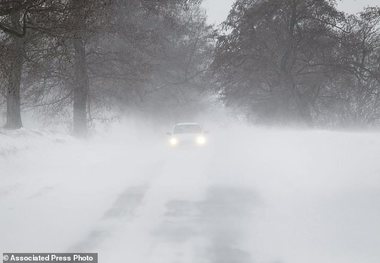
left=169, top=137, right=179, bottom=146
left=195, top=135, right=207, bottom=145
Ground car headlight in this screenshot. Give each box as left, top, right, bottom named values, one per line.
left=195, top=135, right=207, bottom=145
left=169, top=137, right=179, bottom=146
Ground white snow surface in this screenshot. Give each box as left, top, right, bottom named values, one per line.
left=1, top=123, right=380, bottom=263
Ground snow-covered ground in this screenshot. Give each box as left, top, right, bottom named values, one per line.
left=1, top=123, right=380, bottom=263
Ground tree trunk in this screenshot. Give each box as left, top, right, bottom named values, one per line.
left=4, top=16, right=23, bottom=129
left=71, top=0, right=89, bottom=137
left=72, top=36, right=89, bottom=137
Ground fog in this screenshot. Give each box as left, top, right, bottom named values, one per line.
left=1, top=120, right=380, bottom=263
left=2, top=0, right=380, bottom=262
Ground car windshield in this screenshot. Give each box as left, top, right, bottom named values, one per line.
left=173, top=124, right=202, bottom=134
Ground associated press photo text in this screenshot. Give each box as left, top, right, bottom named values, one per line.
left=2, top=253, right=97, bottom=263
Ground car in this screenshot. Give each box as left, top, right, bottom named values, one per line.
left=167, top=123, right=208, bottom=147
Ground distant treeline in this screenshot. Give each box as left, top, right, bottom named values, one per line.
left=1, top=0, right=380, bottom=135
left=213, top=0, right=380, bottom=128
left=0, top=0, right=213, bottom=135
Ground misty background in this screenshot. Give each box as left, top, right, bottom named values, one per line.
left=1, top=0, right=380, bottom=132
left=1, top=1, right=380, bottom=263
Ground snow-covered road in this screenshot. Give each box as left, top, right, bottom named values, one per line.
left=1, top=126, right=380, bottom=263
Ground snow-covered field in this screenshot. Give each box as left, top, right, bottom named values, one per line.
left=1, top=123, right=380, bottom=263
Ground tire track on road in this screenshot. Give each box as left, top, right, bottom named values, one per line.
left=68, top=161, right=165, bottom=252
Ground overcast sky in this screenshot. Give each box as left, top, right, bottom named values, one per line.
left=202, top=0, right=380, bottom=25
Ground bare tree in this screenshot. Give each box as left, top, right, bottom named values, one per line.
left=213, top=0, right=345, bottom=125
